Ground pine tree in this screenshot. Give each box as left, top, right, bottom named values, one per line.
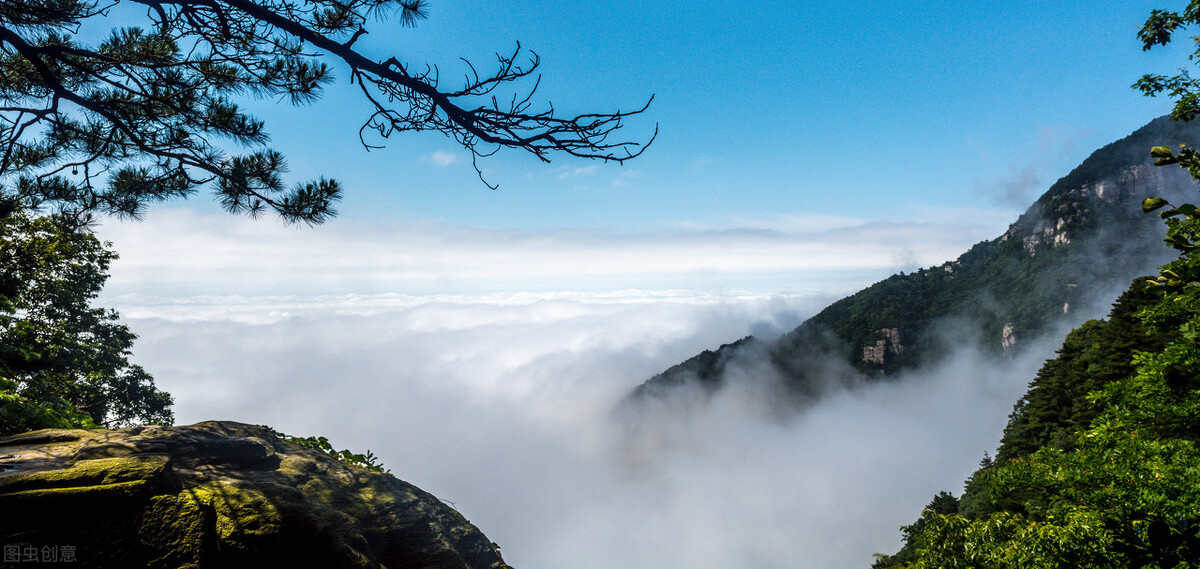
left=0, top=0, right=654, bottom=223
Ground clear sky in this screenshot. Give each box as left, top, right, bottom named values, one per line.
left=168, top=0, right=1190, bottom=232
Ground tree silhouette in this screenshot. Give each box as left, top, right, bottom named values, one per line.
left=0, top=0, right=655, bottom=223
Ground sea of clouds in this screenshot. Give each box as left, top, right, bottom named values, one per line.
left=92, top=209, right=1056, bottom=569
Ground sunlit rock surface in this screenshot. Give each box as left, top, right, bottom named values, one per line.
left=0, top=421, right=510, bottom=569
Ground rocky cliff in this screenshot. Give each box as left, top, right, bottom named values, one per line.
left=0, top=421, right=510, bottom=569
left=623, top=115, right=1200, bottom=413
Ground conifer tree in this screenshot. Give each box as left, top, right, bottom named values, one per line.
left=0, top=0, right=654, bottom=223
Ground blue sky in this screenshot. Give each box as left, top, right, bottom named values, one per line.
left=189, top=0, right=1191, bottom=232
left=97, top=0, right=1197, bottom=300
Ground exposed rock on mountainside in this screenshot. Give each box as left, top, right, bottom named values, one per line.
left=1006, top=163, right=1165, bottom=256
left=0, top=421, right=509, bottom=569
left=623, top=116, right=1200, bottom=412
left=1001, top=323, right=1018, bottom=356
left=862, top=328, right=903, bottom=367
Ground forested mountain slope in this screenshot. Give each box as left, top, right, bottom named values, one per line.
left=625, top=116, right=1200, bottom=409
left=872, top=175, right=1200, bottom=569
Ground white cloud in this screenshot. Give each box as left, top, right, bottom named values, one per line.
left=94, top=208, right=1004, bottom=300
left=422, top=150, right=460, bottom=166
left=724, top=212, right=875, bottom=233
left=555, top=164, right=600, bottom=179
left=120, top=292, right=1057, bottom=569
left=974, top=122, right=1096, bottom=207
left=980, top=164, right=1042, bottom=207
left=89, top=207, right=1046, bottom=568
left=610, top=169, right=641, bottom=188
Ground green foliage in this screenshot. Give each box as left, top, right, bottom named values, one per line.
left=877, top=273, right=1200, bottom=567
left=282, top=434, right=390, bottom=474
left=1136, top=2, right=1200, bottom=123
left=871, top=491, right=959, bottom=569
left=996, top=281, right=1174, bottom=464
left=905, top=509, right=1122, bottom=569
left=0, top=207, right=171, bottom=435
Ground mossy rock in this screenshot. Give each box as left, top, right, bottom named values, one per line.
left=0, top=421, right=510, bottom=569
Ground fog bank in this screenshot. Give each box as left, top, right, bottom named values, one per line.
left=96, top=208, right=1007, bottom=297
left=118, top=292, right=1058, bottom=569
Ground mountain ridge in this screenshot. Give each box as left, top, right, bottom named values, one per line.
left=623, top=115, right=1200, bottom=412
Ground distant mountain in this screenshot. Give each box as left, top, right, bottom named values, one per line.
left=622, top=116, right=1200, bottom=412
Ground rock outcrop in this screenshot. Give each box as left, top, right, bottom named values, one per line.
left=1006, top=163, right=1166, bottom=257
left=0, top=421, right=510, bottom=569
left=862, top=328, right=903, bottom=367
left=1002, top=322, right=1018, bottom=356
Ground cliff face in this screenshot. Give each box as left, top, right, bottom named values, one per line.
left=622, top=116, right=1200, bottom=413
left=862, top=328, right=903, bottom=367
left=0, top=421, right=510, bottom=569
left=1007, top=164, right=1168, bottom=256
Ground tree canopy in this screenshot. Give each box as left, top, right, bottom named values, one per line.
left=1137, top=2, right=1200, bottom=123
left=0, top=206, right=172, bottom=435
left=0, top=0, right=654, bottom=223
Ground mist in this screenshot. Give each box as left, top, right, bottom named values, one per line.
left=114, top=289, right=1068, bottom=569
left=82, top=207, right=1095, bottom=569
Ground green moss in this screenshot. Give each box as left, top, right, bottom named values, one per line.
left=137, top=494, right=211, bottom=569
left=187, top=480, right=283, bottom=542
left=0, top=455, right=170, bottom=493
left=0, top=427, right=91, bottom=445
left=0, top=478, right=151, bottom=504
left=0, top=422, right=511, bottom=569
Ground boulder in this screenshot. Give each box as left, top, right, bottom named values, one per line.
left=0, top=421, right=510, bottom=569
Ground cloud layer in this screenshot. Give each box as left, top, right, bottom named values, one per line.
left=95, top=208, right=1008, bottom=299
left=118, top=292, right=1058, bottom=569
left=93, top=209, right=1054, bottom=568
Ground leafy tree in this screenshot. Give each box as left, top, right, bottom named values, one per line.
left=870, top=491, right=959, bottom=569
left=995, top=280, right=1174, bottom=464
left=0, top=205, right=172, bottom=435
left=0, top=0, right=654, bottom=223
